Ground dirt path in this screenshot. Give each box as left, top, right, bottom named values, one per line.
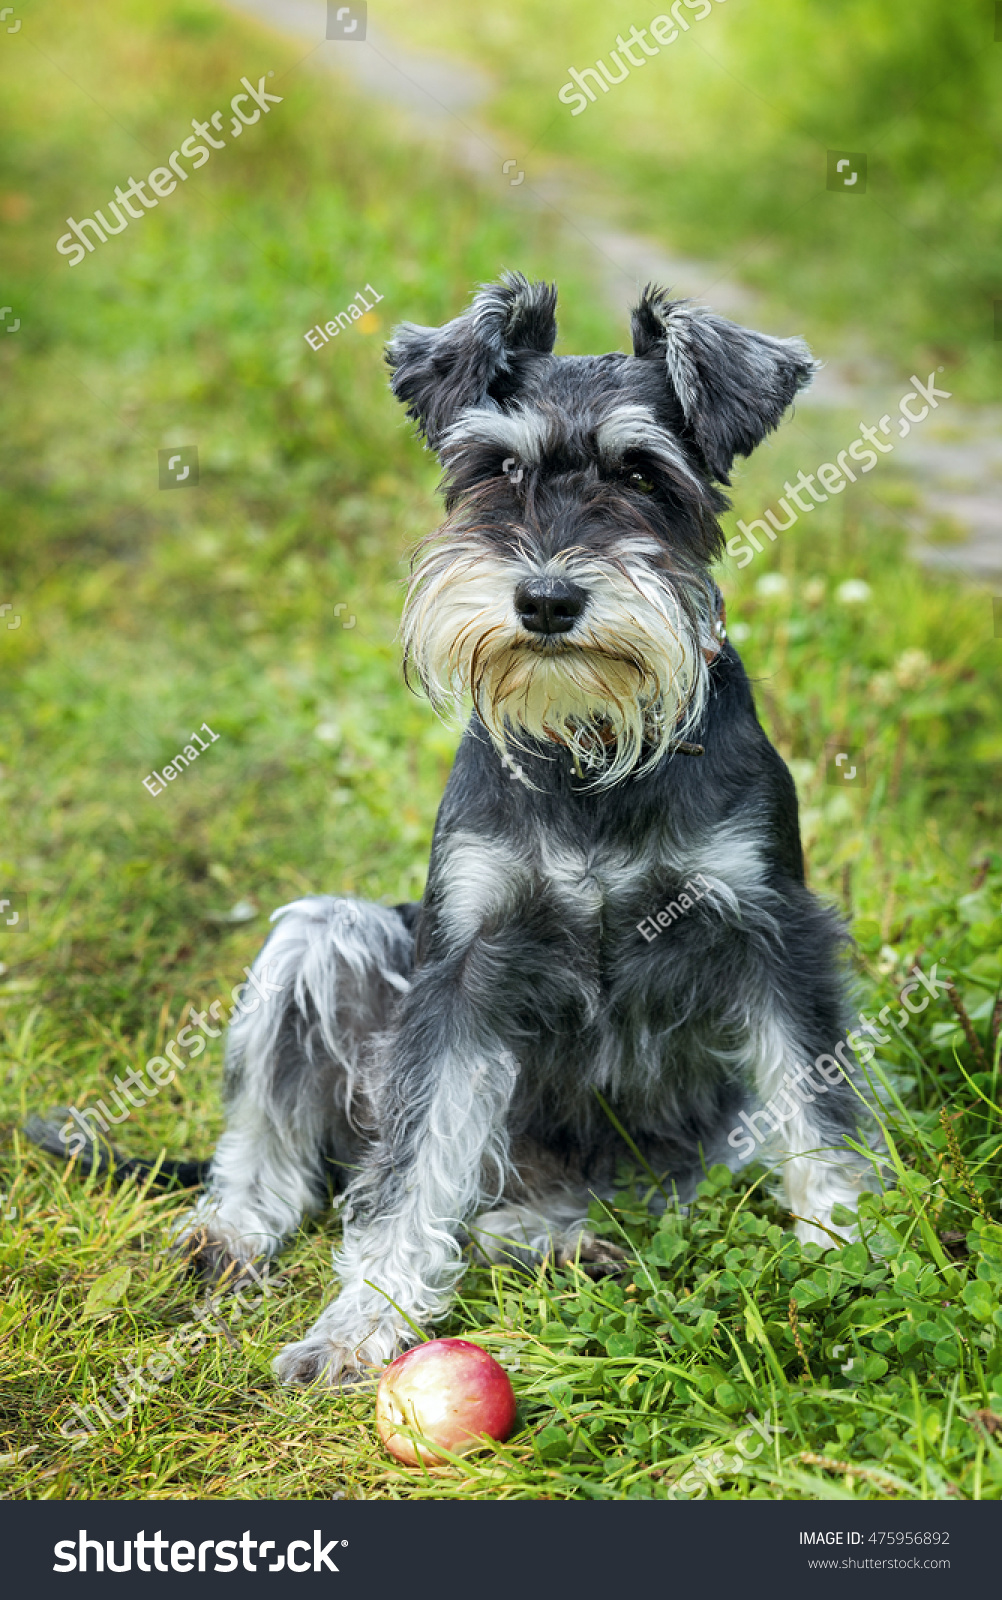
left=227, top=0, right=1001, bottom=590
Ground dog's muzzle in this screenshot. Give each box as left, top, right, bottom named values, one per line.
left=514, top=576, right=588, bottom=636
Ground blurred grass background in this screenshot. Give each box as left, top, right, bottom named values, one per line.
left=377, top=0, right=1002, bottom=395
left=0, top=0, right=1001, bottom=1501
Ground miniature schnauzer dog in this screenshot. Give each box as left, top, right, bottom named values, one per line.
left=45, top=275, right=877, bottom=1385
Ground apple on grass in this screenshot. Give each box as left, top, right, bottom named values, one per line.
left=375, top=1337, right=517, bottom=1466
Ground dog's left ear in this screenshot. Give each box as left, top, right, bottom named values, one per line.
left=631, top=285, right=818, bottom=483
left=386, top=272, right=557, bottom=450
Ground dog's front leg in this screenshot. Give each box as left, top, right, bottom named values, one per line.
left=749, top=1012, right=875, bottom=1247
left=272, top=1012, right=518, bottom=1386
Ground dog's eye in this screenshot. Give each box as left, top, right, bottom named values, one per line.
left=629, top=471, right=655, bottom=494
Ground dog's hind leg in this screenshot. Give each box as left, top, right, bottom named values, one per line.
left=176, top=896, right=414, bottom=1278
left=469, top=1198, right=627, bottom=1278
left=466, top=1141, right=626, bottom=1276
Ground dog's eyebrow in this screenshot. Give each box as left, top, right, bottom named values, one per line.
left=441, top=406, right=555, bottom=462
left=594, top=405, right=703, bottom=488
left=443, top=402, right=704, bottom=495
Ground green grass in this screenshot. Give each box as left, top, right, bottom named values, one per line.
left=1, top=0, right=1001, bottom=1500
left=375, top=0, right=1002, bottom=397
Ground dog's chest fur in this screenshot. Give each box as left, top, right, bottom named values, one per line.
left=414, top=704, right=781, bottom=1160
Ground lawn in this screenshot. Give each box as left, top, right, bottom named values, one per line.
left=1, top=0, right=1000, bottom=1501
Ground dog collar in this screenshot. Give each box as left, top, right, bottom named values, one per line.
left=700, top=586, right=727, bottom=665
left=675, top=586, right=726, bottom=756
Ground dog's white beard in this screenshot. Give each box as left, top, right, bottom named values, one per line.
left=402, top=538, right=708, bottom=789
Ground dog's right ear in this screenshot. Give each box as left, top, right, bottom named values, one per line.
left=386, top=272, right=557, bottom=450
left=631, top=285, right=818, bottom=484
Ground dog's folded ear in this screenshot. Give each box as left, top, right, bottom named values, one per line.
left=631, top=285, right=818, bottom=484
left=386, top=272, right=557, bottom=449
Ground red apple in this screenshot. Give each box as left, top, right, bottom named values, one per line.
left=375, top=1338, right=517, bottom=1466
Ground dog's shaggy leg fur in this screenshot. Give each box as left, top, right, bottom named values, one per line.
left=175, top=895, right=413, bottom=1280
left=272, top=1035, right=519, bottom=1385
left=749, top=1014, right=873, bottom=1248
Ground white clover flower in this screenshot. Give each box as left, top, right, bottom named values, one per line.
left=755, top=572, right=789, bottom=598
left=876, top=944, right=900, bottom=976
left=835, top=579, right=872, bottom=605
left=868, top=671, right=897, bottom=706
left=894, top=648, right=931, bottom=689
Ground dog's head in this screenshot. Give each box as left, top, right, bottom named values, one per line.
left=387, top=273, right=815, bottom=787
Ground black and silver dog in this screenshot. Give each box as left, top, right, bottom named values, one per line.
left=40, top=275, right=876, bottom=1385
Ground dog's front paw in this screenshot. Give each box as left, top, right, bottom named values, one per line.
left=173, top=1228, right=248, bottom=1286
left=273, top=1336, right=368, bottom=1388
left=273, top=1319, right=412, bottom=1388
left=555, top=1230, right=629, bottom=1278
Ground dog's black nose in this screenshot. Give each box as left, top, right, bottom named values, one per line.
left=514, top=577, right=588, bottom=635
